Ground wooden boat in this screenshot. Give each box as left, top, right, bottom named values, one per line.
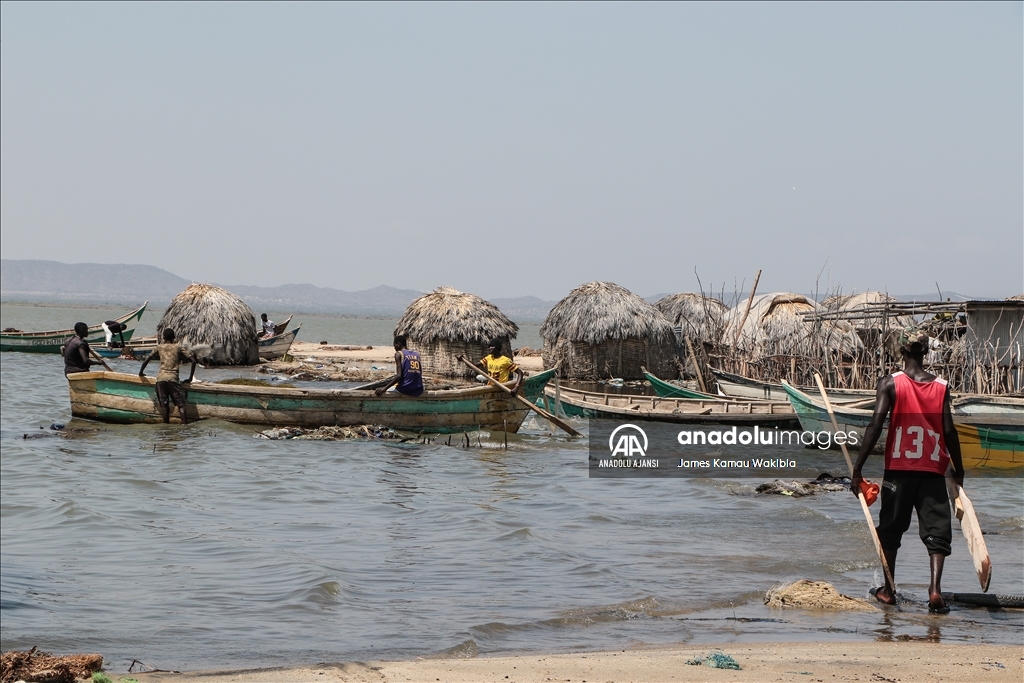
left=95, top=325, right=301, bottom=361
left=643, top=371, right=721, bottom=400
left=261, top=315, right=292, bottom=338
left=67, top=368, right=556, bottom=432
left=0, top=302, right=148, bottom=354
left=538, top=384, right=798, bottom=426
left=257, top=326, right=299, bottom=360
left=711, top=367, right=874, bottom=402
left=781, top=381, right=1024, bottom=468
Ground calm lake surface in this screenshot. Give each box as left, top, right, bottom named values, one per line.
left=1, top=303, right=1022, bottom=671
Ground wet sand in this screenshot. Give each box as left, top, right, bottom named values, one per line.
left=124, top=642, right=1023, bottom=682
left=288, top=341, right=546, bottom=372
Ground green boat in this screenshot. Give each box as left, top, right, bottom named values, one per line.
left=538, top=384, right=797, bottom=426
left=643, top=370, right=723, bottom=400
left=67, top=367, right=556, bottom=432
left=781, top=380, right=1024, bottom=468
left=1, top=302, right=148, bottom=354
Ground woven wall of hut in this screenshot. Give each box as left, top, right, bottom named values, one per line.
left=540, top=281, right=678, bottom=380
left=394, top=287, right=517, bottom=378
left=654, top=293, right=727, bottom=344
left=157, top=283, right=260, bottom=366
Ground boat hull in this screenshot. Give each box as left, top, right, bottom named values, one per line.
left=67, top=368, right=555, bottom=432
left=258, top=327, right=299, bottom=360
left=1, top=303, right=148, bottom=354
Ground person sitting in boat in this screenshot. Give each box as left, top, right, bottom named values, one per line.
left=102, top=320, right=128, bottom=348
left=851, top=326, right=965, bottom=614
left=474, top=339, right=523, bottom=396
left=61, top=322, right=96, bottom=376
left=375, top=335, right=423, bottom=397
left=259, top=314, right=276, bottom=338
left=138, top=328, right=197, bottom=425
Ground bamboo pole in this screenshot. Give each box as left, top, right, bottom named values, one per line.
left=813, top=373, right=895, bottom=592
left=733, top=269, right=762, bottom=349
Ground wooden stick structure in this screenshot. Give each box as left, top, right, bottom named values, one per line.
left=457, top=357, right=581, bottom=437
left=813, top=373, right=896, bottom=592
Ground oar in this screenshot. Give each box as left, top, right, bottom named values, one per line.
left=457, top=356, right=581, bottom=437
left=352, top=375, right=397, bottom=391
left=813, top=372, right=895, bottom=593
left=88, top=347, right=114, bottom=372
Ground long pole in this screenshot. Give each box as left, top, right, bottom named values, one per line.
left=813, top=372, right=895, bottom=591
left=733, top=269, right=762, bottom=349
left=457, top=357, right=581, bottom=437
left=88, top=347, right=114, bottom=372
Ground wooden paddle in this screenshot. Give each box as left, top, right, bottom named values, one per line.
left=813, top=373, right=896, bottom=592
left=457, top=356, right=581, bottom=437
left=88, top=347, right=114, bottom=372
left=944, top=476, right=992, bottom=592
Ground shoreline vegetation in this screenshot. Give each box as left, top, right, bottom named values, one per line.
left=114, top=642, right=1022, bottom=682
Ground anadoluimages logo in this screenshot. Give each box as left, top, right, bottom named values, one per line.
left=608, top=424, right=648, bottom=457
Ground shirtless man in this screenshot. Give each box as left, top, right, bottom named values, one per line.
left=139, top=328, right=197, bottom=424
left=851, top=327, right=964, bottom=614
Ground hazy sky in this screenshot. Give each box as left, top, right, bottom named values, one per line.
left=2, top=3, right=1021, bottom=300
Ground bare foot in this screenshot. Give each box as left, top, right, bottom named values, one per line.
left=873, top=586, right=897, bottom=605
left=928, top=591, right=949, bottom=614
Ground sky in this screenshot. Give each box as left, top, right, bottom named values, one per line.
left=1, top=2, right=1021, bottom=300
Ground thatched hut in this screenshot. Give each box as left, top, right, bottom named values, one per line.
left=654, top=293, right=727, bottom=346
left=393, top=287, right=518, bottom=377
left=540, top=282, right=677, bottom=380
left=721, top=292, right=862, bottom=360
left=157, top=284, right=260, bottom=366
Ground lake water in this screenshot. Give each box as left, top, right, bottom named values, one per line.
left=1, top=303, right=1022, bottom=672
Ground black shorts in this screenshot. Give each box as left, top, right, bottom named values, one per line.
left=155, top=381, right=187, bottom=409
left=876, top=471, right=952, bottom=556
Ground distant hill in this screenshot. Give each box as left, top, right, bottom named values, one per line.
left=0, top=259, right=423, bottom=317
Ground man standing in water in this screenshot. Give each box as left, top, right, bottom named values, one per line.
left=62, top=322, right=97, bottom=376
left=851, top=327, right=964, bottom=613
left=139, top=328, right=197, bottom=424
left=375, top=335, right=423, bottom=397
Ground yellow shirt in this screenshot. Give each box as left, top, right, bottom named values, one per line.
left=481, top=354, right=517, bottom=382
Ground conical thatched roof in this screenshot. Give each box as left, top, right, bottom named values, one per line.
left=722, top=292, right=861, bottom=358
left=157, top=284, right=260, bottom=366
left=541, top=282, right=675, bottom=345
left=654, top=293, right=727, bottom=344
left=394, top=287, right=518, bottom=344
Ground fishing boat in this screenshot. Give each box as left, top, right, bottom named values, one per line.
left=67, top=367, right=556, bottom=432
left=642, top=370, right=721, bottom=400
left=538, top=384, right=798, bottom=426
left=781, top=381, right=1024, bottom=468
left=94, top=325, right=301, bottom=361
left=258, top=326, right=300, bottom=360
left=262, top=315, right=292, bottom=338
left=711, top=367, right=874, bottom=402
left=0, top=302, right=148, bottom=354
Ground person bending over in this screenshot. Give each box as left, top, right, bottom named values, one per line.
left=139, top=328, right=197, bottom=424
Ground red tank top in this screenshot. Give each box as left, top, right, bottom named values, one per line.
left=882, top=371, right=949, bottom=474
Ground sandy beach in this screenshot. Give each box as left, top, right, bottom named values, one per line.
left=287, top=342, right=546, bottom=373
left=122, top=642, right=1023, bottom=683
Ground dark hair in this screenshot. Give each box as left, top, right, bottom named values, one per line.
left=488, top=338, right=503, bottom=350
left=394, top=335, right=407, bottom=347
left=261, top=314, right=268, bottom=320
left=162, top=328, right=176, bottom=342
left=74, top=322, right=89, bottom=336
left=900, top=346, right=925, bottom=363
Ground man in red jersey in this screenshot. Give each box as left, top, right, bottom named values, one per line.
left=851, top=327, right=964, bottom=614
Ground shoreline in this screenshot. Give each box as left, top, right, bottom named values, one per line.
left=287, top=341, right=546, bottom=373
left=121, top=641, right=1023, bottom=682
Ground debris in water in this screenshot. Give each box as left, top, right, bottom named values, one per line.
left=0, top=647, right=103, bottom=683
left=256, top=425, right=398, bottom=441
left=756, top=473, right=850, bottom=497
left=765, top=580, right=878, bottom=611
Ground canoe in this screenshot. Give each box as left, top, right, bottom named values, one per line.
left=260, top=315, right=292, bottom=338
left=95, top=326, right=301, bottom=361
left=0, top=302, right=148, bottom=354
left=781, top=381, right=1024, bottom=468
left=711, top=367, right=874, bottom=402
left=643, top=371, right=721, bottom=400
left=67, top=367, right=556, bottom=432
left=538, top=385, right=798, bottom=426
left=258, top=326, right=299, bottom=360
